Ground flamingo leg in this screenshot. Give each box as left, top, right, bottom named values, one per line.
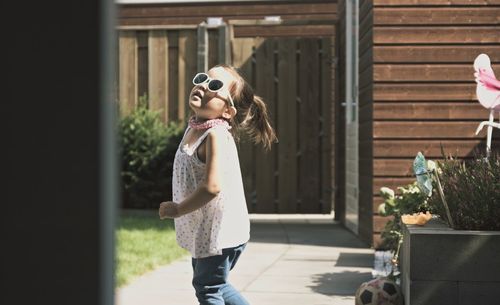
left=475, top=121, right=500, bottom=134
left=475, top=110, right=500, bottom=155
left=475, top=117, right=500, bottom=136
left=487, top=110, right=494, bottom=154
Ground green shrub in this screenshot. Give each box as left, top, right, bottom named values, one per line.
left=378, top=182, right=429, bottom=251
left=428, top=152, right=500, bottom=230
left=377, top=183, right=429, bottom=281
left=118, top=97, right=185, bottom=209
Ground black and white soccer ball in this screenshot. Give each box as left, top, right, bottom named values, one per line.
left=355, top=277, right=403, bottom=305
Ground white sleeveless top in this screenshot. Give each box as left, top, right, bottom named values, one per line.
left=173, top=125, right=250, bottom=258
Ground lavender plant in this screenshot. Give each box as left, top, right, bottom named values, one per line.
left=428, top=152, right=500, bottom=230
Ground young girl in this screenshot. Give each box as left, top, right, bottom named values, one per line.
left=159, top=64, right=276, bottom=305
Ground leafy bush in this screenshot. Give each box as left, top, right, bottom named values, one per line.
left=428, top=152, right=500, bottom=230
left=378, top=183, right=429, bottom=251
left=118, top=98, right=185, bottom=209
left=377, top=183, right=429, bottom=281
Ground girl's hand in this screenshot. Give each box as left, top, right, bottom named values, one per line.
left=159, top=201, right=179, bottom=219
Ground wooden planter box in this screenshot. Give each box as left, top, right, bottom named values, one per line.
left=401, top=218, right=500, bottom=305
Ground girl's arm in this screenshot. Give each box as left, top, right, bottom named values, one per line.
left=159, top=131, right=223, bottom=219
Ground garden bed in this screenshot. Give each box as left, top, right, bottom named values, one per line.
left=400, top=218, right=500, bottom=305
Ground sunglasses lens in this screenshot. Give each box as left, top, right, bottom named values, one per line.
left=193, top=73, right=208, bottom=84
left=208, top=79, right=224, bottom=91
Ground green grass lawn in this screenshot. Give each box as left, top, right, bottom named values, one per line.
left=115, top=210, right=188, bottom=288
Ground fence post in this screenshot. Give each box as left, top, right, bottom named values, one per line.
left=197, top=22, right=208, bottom=72
left=118, top=30, right=138, bottom=116
left=218, top=23, right=231, bottom=64
left=148, top=30, right=169, bottom=123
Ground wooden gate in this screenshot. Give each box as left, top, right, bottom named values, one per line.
left=116, top=21, right=336, bottom=214
left=232, top=33, right=334, bottom=214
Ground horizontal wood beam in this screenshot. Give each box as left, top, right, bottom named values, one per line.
left=118, top=14, right=337, bottom=27
left=374, top=121, right=497, bottom=139
left=374, top=64, right=476, bottom=82
left=374, top=27, right=500, bottom=44
left=374, top=83, right=476, bottom=101
left=373, top=102, right=488, bottom=120
left=234, top=25, right=335, bottom=37
left=374, top=159, right=416, bottom=177
left=373, top=45, right=500, bottom=63
left=374, top=0, right=500, bottom=6
left=373, top=139, right=499, bottom=157
left=374, top=7, right=500, bottom=25
left=117, top=25, right=197, bottom=30
left=119, top=3, right=337, bottom=18
left=229, top=19, right=336, bottom=26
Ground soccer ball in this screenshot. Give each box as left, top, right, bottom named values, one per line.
left=355, top=277, right=403, bottom=305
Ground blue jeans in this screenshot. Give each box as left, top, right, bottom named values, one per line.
left=191, top=243, right=250, bottom=305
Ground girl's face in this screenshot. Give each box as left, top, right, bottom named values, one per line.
left=189, top=67, right=237, bottom=120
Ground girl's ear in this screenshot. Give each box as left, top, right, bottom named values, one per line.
left=222, top=106, right=237, bottom=119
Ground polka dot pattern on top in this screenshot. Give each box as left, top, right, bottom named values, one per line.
left=173, top=125, right=250, bottom=258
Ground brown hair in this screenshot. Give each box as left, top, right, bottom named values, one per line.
left=215, top=64, right=277, bottom=150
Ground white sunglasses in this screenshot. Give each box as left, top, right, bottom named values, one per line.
left=192, top=72, right=235, bottom=107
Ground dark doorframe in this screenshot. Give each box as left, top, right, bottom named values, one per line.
left=4, top=1, right=117, bottom=304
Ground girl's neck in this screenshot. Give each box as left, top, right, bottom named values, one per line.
left=188, top=116, right=231, bottom=130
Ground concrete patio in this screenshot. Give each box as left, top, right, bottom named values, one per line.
left=115, top=215, right=374, bottom=305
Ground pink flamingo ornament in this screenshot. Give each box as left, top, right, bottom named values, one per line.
left=474, top=53, right=500, bottom=155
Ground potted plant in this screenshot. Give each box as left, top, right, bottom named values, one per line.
left=400, top=151, right=500, bottom=305
left=377, top=183, right=429, bottom=282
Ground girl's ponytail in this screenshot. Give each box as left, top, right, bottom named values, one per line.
left=215, top=64, right=277, bottom=150
left=242, top=95, right=277, bottom=150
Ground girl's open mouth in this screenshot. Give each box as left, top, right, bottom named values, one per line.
left=192, top=90, right=204, bottom=100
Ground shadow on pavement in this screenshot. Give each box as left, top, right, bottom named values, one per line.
left=335, top=252, right=374, bottom=267
left=250, top=222, right=371, bottom=248
left=308, top=270, right=373, bottom=296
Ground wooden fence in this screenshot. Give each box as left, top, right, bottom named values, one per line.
left=232, top=36, right=334, bottom=213
left=117, top=24, right=335, bottom=213
left=118, top=28, right=198, bottom=122
left=118, top=26, right=238, bottom=121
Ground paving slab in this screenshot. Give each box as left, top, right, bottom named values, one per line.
left=115, top=215, right=374, bottom=305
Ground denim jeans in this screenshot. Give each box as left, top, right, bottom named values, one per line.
left=191, top=243, right=250, bottom=305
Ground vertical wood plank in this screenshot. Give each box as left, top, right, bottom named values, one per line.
left=255, top=38, right=276, bottom=213
left=177, top=31, right=187, bottom=122
left=148, top=30, right=168, bottom=122
left=208, top=29, right=219, bottom=68
left=272, top=38, right=279, bottom=212
left=299, top=38, right=320, bottom=213
left=137, top=31, right=149, bottom=100
left=331, top=32, right=338, bottom=217
left=118, top=30, right=138, bottom=116
left=336, top=0, right=347, bottom=224
left=277, top=38, right=298, bottom=213
left=178, top=30, right=197, bottom=122
left=197, top=23, right=208, bottom=72
left=218, top=25, right=231, bottom=64
left=232, top=37, right=257, bottom=212
left=321, top=37, right=333, bottom=213
left=168, top=31, right=179, bottom=122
